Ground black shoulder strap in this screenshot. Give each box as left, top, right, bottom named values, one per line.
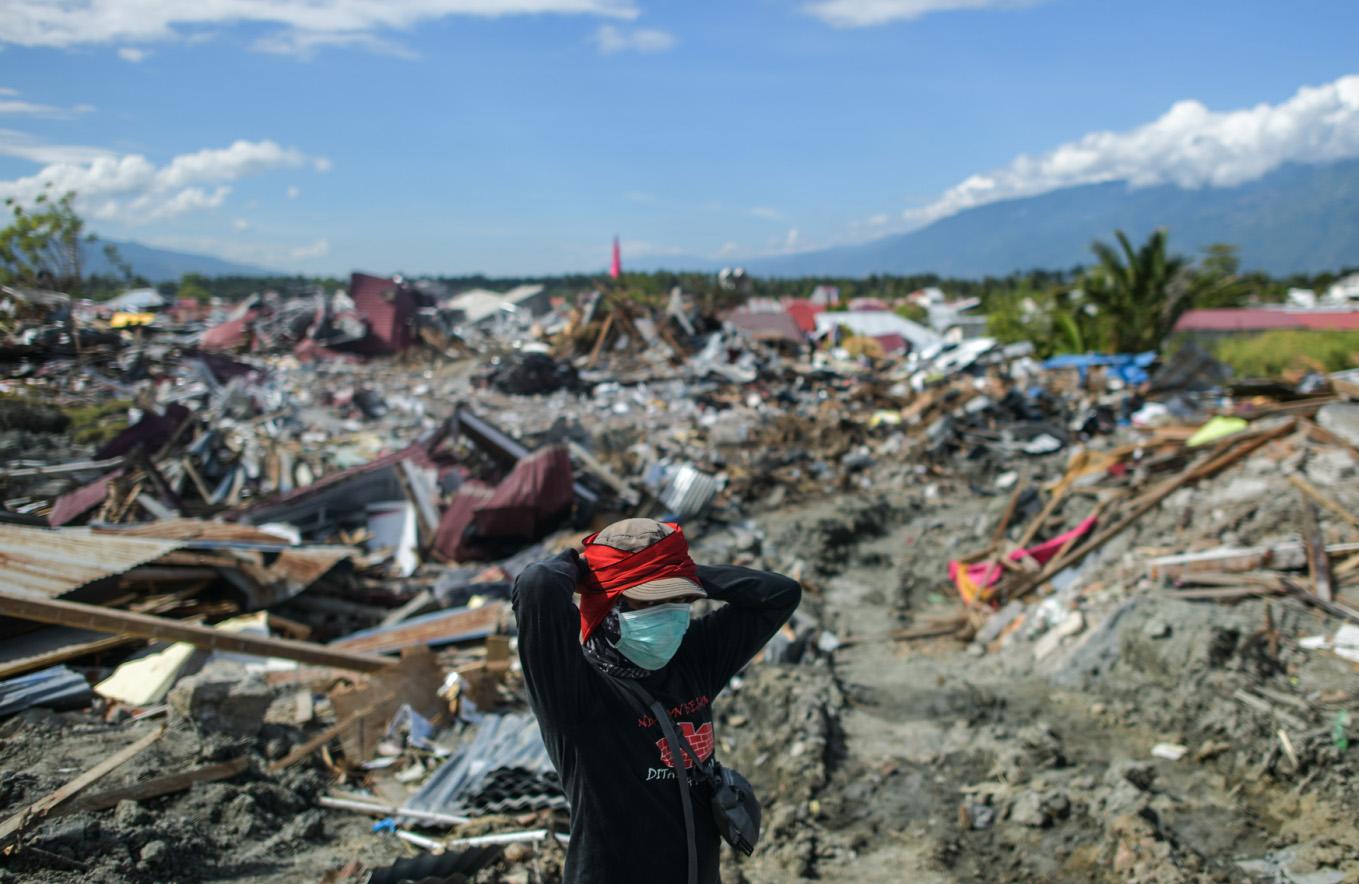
left=616, top=679, right=698, bottom=884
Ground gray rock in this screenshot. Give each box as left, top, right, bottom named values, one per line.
left=139, top=839, right=168, bottom=865
left=113, top=799, right=150, bottom=829
left=1143, top=618, right=1172, bottom=640
left=168, top=664, right=273, bottom=737
left=1318, top=403, right=1359, bottom=450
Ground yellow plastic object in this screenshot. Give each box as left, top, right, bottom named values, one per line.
left=110, top=311, right=155, bottom=327
left=1186, top=415, right=1248, bottom=447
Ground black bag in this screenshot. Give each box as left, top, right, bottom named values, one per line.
left=615, top=679, right=762, bottom=878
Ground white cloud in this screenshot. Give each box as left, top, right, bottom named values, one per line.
left=312, top=156, right=332, bottom=173
left=1, top=1, right=639, bottom=51
left=749, top=206, right=782, bottom=221
left=905, top=73, right=1359, bottom=228
left=286, top=184, right=301, bottom=199
left=252, top=29, right=420, bottom=60
left=0, top=138, right=324, bottom=224
left=117, top=46, right=148, bottom=62
left=0, top=129, right=116, bottom=164
left=0, top=87, right=94, bottom=118
left=783, top=228, right=800, bottom=251
left=804, top=0, right=1036, bottom=27
left=290, top=238, right=330, bottom=259
left=232, top=217, right=250, bottom=231
left=623, top=189, right=656, bottom=202
left=594, top=24, right=675, bottom=54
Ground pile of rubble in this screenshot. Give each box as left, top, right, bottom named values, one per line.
left=1, top=273, right=1357, bottom=882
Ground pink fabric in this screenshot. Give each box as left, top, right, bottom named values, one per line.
left=609, top=237, right=622, bottom=279
left=948, top=514, right=1098, bottom=593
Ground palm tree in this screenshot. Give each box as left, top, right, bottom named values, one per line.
left=1082, top=229, right=1193, bottom=353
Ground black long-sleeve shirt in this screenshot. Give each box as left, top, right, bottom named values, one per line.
left=512, top=551, right=801, bottom=884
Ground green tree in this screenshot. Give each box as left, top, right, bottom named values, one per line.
left=1081, top=229, right=1193, bottom=352
left=0, top=189, right=90, bottom=293
left=177, top=272, right=212, bottom=303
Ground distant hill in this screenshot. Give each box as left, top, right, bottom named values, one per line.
left=84, top=238, right=276, bottom=281
left=744, top=159, right=1359, bottom=278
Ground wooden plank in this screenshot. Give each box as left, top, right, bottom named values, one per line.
left=1288, top=474, right=1359, bottom=534
left=267, top=699, right=387, bottom=772
left=1005, top=420, right=1294, bottom=603
left=1280, top=576, right=1359, bottom=625
left=73, top=757, right=249, bottom=812
left=585, top=312, right=615, bottom=368
left=1015, top=483, right=1069, bottom=550
left=989, top=473, right=1028, bottom=548
left=0, top=592, right=394, bottom=673
left=1299, top=497, right=1334, bottom=603
left=0, top=634, right=142, bottom=681
left=0, top=726, right=165, bottom=849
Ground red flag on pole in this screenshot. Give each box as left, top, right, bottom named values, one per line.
left=609, top=236, right=621, bottom=279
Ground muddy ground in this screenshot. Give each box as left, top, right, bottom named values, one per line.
left=4, top=446, right=1358, bottom=883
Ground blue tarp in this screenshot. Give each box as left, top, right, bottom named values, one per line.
left=1042, top=352, right=1157, bottom=386
left=0, top=665, right=92, bottom=717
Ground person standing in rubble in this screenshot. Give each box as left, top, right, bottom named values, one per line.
left=513, top=518, right=800, bottom=883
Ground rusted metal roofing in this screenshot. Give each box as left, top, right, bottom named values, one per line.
left=330, top=602, right=505, bottom=655
left=93, top=520, right=294, bottom=545
left=0, top=524, right=185, bottom=599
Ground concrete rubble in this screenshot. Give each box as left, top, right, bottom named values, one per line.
left=0, top=276, right=1357, bottom=882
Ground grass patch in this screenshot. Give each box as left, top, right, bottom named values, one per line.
left=62, top=399, right=132, bottom=445
left=1211, top=329, right=1359, bottom=377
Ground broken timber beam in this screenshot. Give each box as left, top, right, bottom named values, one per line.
left=1299, top=498, right=1334, bottom=603
left=0, top=725, right=165, bottom=850
left=1288, top=474, right=1359, bottom=535
left=0, top=593, right=394, bottom=673
left=1005, top=420, right=1294, bottom=603
left=73, top=757, right=250, bottom=812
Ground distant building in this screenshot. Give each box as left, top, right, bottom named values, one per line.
left=814, top=310, right=941, bottom=353
left=1174, top=306, right=1359, bottom=338
left=103, top=287, right=166, bottom=312
left=442, top=284, right=549, bottom=326
left=1325, top=272, right=1359, bottom=304
left=809, top=285, right=840, bottom=307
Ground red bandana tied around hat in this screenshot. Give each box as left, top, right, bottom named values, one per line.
left=578, top=522, right=699, bottom=641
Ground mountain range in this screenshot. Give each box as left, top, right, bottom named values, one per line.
left=91, top=159, right=1359, bottom=282
left=84, top=238, right=275, bottom=281
left=742, top=159, right=1359, bottom=278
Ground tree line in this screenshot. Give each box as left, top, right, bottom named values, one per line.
left=3, top=189, right=1355, bottom=357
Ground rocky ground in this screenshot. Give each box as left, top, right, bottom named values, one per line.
left=3, top=429, right=1357, bottom=883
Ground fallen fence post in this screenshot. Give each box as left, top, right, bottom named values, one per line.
left=73, top=756, right=250, bottom=812
left=0, top=725, right=166, bottom=850
left=0, top=593, right=394, bottom=673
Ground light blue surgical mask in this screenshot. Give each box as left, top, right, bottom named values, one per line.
left=613, top=603, right=691, bottom=670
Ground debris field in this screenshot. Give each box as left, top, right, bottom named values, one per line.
left=0, top=275, right=1357, bottom=883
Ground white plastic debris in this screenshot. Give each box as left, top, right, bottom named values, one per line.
left=1151, top=743, right=1188, bottom=761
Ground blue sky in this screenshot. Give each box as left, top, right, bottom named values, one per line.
left=1, top=0, right=1358, bottom=276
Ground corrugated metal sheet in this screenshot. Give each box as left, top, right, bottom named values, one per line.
left=0, top=525, right=184, bottom=599
left=656, top=464, right=723, bottom=521
left=330, top=602, right=504, bottom=655
left=0, top=665, right=92, bottom=717
left=402, top=713, right=562, bottom=820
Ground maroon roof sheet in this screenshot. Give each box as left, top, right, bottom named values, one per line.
left=1174, top=308, right=1359, bottom=332
left=783, top=300, right=825, bottom=334
left=433, top=446, right=574, bottom=562
left=724, top=309, right=805, bottom=342
left=345, top=273, right=420, bottom=354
